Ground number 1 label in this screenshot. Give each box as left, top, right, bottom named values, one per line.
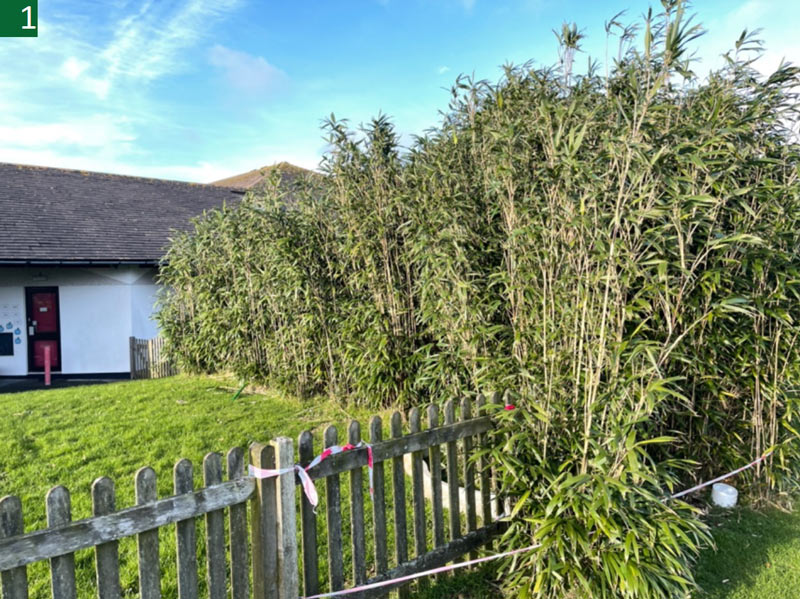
left=21, top=6, right=36, bottom=30
left=0, top=1, right=38, bottom=37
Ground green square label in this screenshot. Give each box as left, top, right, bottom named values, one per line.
left=1, top=1, right=38, bottom=37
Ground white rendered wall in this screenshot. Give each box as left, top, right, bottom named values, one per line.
left=131, top=272, right=160, bottom=339
left=59, top=285, right=131, bottom=374
left=0, top=266, right=161, bottom=376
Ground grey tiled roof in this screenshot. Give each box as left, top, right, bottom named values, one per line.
left=0, top=163, right=243, bottom=264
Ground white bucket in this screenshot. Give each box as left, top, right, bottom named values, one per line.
left=711, top=483, right=738, bottom=508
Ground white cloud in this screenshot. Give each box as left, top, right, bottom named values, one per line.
left=0, top=121, right=323, bottom=182
left=0, top=1, right=265, bottom=182
left=3, top=1, right=245, bottom=102
left=0, top=148, right=233, bottom=183
left=0, top=115, right=135, bottom=148
left=208, top=45, right=287, bottom=95
left=60, top=56, right=111, bottom=99
left=61, top=57, right=89, bottom=79
left=133, top=162, right=244, bottom=183
left=730, top=0, right=767, bottom=23
left=3, top=1, right=244, bottom=104
left=0, top=19, right=110, bottom=98
left=438, top=65, right=451, bottom=74
left=101, top=0, right=243, bottom=86
left=756, top=45, right=800, bottom=74
left=696, top=0, right=800, bottom=77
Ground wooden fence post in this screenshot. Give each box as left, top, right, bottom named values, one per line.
left=476, top=395, right=492, bottom=549
left=492, top=392, right=504, bottom=519
left=129, top=337, right=135, bottom=380
left=273, top=437, right=299, bottom=599
left=250, top=442, right=278, bottom=599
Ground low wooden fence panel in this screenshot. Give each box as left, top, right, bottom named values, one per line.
left=129, top=337, right=177, bottom=380
left=0, top=393, right=508, bottom=599
left=295, top=393, right=506, bottom=598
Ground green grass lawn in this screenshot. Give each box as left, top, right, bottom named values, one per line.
left=0, top=375, right=373, bottom=520
left=694, top=505, right=800, bottom=598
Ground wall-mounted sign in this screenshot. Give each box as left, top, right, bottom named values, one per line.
left=0, top=333, right=13, bottom=356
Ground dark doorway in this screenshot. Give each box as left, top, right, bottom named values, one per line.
left=25, top=287, right=62, bottom=373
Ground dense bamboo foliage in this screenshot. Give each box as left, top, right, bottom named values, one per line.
left=158, top=2, right=800, bottom=596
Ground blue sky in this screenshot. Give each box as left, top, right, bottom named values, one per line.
left=1, top=0, right=798, bottom=182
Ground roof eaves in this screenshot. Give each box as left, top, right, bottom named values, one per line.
left=0, top=259, right=159, bottom=266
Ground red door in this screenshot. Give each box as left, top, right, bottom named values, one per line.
left=26, top=287, right=61, bottom=372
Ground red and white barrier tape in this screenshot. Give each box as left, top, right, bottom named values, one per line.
left=248, top=464, right=319, bottom=508
left=304, top=441, right=374, bottom=497
left=248, top=442, right=373, bottom=509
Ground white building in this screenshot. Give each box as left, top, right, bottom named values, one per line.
left=0, top=163, right=242, bottom=378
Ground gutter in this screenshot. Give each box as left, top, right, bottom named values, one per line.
left=0, top=260, right=159, bottom=266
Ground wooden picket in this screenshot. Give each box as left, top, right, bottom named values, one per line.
left=134, top=467, right=160, bottom=599
left=390, top=413, right=409, bottom=599
left=226, top=449, right=250, bottom=599
left=324, top=426, right=345, bottom=593
left=348, top=422, right=366, bottom=590
left=91, top=477, right=120, bottom=599
left=0, top=395, right=507, bottom=599
left=203, top=454, right=226, bottom=599
left=0, top=496, right=27, bottom=599
left=298, top=432, right=319, bottom=597
left=368, top=416, right=388, bottom=595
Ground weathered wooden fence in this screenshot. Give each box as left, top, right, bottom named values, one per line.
left=129, top=336, right=177, bottom=380
left=0, top=394, right=507, bottom=599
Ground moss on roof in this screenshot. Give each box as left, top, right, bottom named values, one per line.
left=211, top=162, right=320, bottom=190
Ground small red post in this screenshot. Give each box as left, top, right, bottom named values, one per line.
left=44, top=345, right=51, bottom=386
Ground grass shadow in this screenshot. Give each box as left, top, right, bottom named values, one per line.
left=693, top=505, right=800, bottom=598
left=411, top=564, right=503, bottom=599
